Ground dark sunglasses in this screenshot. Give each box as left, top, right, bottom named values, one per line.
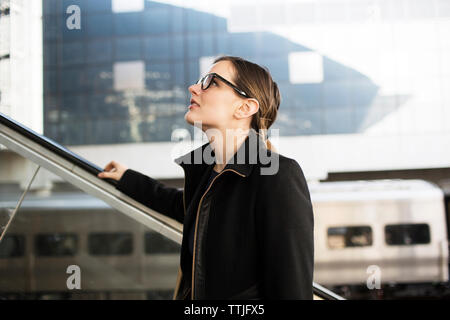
left=196, top=73, right=249, bottom=98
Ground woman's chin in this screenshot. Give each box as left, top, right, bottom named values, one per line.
left=184, top=112, right=198, bottom=125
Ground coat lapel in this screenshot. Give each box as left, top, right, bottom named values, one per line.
left=174, top=128, right=268, bottom=213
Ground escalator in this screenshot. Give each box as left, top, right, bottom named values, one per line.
left=0, top=112, right=344, bottom=300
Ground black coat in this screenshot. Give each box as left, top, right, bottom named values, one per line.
left=115, top=129, right=314, bottom=299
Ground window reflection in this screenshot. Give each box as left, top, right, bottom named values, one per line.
left=35, top=233, right=78, bottom=257
left=385, top=224, right=431, bottom=246
left=112, top=0, right=144, bottom=13
left=144, top=231, right=180, bottom=254
left=87, top=39, right=113, bottom=63
left=88, top=232, right=133, bottom=255
left=61, top=41, right=85, bottom=65
left=143, top=37, right=170, bottom=60
left=142, top=8, right=170, bottom=34
left=115, top=37, right=141, bottom=61
left=86, top=13, right=113, bottom=37
left=0, top=234, right=25, bottom=258
left=327, top=226, right=373, bottom=249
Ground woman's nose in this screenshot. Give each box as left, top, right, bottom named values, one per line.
left=189, top=83, right=202, bottom=96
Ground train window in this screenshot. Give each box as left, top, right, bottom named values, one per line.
left=35, top=233, right=78, bottom=257
left=88, top=232, right=133, bottom=255
left=327, top=226, right=373, bottom=249
left=144, top=231, right=180, bottom=254
left=385, top=224, right=430, bottom=246
left=0, top=234, right=25, bottom=258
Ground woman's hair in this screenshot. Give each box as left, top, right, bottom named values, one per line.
left=213, top=55, right=280, bottom=152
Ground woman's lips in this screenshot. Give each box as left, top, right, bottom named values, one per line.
left=188, top=103, right=200, bottom=109
left=189, top=98, right=200, bottom=109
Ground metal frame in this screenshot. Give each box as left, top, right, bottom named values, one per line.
left=0, top=165, right=40, bottom=242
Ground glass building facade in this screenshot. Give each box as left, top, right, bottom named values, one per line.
left=42, top=0, right=449, bottom=146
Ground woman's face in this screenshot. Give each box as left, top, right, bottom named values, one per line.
left=185, top=60, right=246, bottom=132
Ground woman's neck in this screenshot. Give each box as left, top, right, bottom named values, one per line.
left=206, top=128, right=250, bottom=173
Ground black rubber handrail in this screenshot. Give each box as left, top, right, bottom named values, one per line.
left=0, top=112, right=117, bottom=186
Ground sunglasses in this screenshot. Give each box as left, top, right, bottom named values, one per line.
left=196, top=73, right=249, bottom=98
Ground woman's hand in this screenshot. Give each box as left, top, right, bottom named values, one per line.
left=97, top=161, right=128, bottom=181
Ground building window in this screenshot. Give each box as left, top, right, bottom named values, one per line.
left=113, top=60, right=145, bottom=90
left=88, top=232, right=133, bottom=255
left=112, top=0, right=144, bottom=13
left=144, top=231, right=180, bottom=254
left=327, top=226, right=373, bottom=249
left=0, top=234, right=25, bottom=258
left=385, top=224, right=431, bottom=246
left=199, top=56, right=217, bottom=77
left=35, top=233, right=78, bottom=257
left=288, top=51, right=324, bottom=84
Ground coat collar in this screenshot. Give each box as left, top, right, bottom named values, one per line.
left=174, top=128, right=268, bottom=178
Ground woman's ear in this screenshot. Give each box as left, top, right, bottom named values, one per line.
left=235, top=98, right=259, bottom=119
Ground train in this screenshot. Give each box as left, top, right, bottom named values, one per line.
left=0, top=178, right=449, bottom=299
left=311, top=179, right=449, bottom=299
left=0, top=194, right=180, bottom=300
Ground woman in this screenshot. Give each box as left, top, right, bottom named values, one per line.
left=98, top=56, right=314, bottom=300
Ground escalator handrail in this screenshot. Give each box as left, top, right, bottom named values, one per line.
left=0, top=112, right=117, bottom=186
